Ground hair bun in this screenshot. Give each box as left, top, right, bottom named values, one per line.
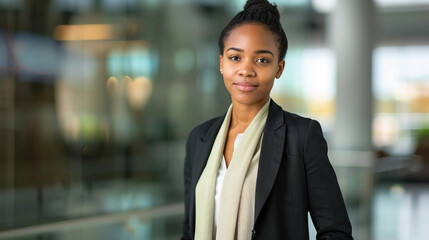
left=243, top=0, right=267, bottom=10
left=243, top=0, right=280, bottom=19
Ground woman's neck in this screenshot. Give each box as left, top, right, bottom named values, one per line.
left=230, top=98, right=269, bottom=131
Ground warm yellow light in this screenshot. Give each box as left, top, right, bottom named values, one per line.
left=127, top=76, right=152, bottom=110
left=53, top=24, right=116, bottom=41
left=106, top=76, right=119, bottom=96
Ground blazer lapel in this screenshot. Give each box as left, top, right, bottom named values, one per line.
left=190, top=117, right=223, bottom=190
left=189, top=115, right=224, bottom=234
left=254, top=99, right=287, bottom=224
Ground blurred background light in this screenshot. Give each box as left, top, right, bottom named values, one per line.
left=127, top=76, right=153, bottom=110
left=106, top=76, right=119, bottom=96
left=312, top=0, right=337, bottom=13
left=107, top=49, right=124, bottom=77
left=390, top=184, right=405, bottom=195
left=107, top=44, right=155, bottom=79
left=128, top=48, right=155, bottom=78
left=53, top=24, right=117, bottom=41
left=373, top=115, right=400, bottom=147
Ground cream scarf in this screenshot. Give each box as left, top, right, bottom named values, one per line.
left=195, top=100, right=270, bottom=240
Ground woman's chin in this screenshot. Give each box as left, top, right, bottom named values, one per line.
left=230, top=96, right=269, bottom=107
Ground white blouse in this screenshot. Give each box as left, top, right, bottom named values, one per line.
left=213, top=133, right=244, bottom=237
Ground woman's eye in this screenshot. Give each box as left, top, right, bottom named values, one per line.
left=229, top=56, right=240, bottom=61
left=257, top=58, right=269, bottom=63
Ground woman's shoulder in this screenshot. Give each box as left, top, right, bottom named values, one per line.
left=280, top=109, right=328, bottom=149
left=282, top=110, right=311, bottom=122
left=278, top=107, right=324, bottom=138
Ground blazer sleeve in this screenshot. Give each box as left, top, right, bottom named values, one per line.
left=181, top=128, right=196, bottom=240
left=304, top=120, right=354, bottom=240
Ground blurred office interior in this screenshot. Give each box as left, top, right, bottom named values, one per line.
left=0, top=0, right=429, bottom=239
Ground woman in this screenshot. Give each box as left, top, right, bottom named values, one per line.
left=182, top=0, right=353, bottom=239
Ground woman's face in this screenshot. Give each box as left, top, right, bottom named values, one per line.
left=220, top=23, right=285, bottom=107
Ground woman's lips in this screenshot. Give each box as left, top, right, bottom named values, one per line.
left=234, top=82, right=258, bottom=92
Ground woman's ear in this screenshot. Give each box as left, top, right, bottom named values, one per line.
left=276, top=60, right=285, bottom=79
left=219, top=55, right=223, bottom=74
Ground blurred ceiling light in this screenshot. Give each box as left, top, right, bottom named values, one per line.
left=312, top=0, right=337, bottom=13
left=53, top=24, right=116, bottom=41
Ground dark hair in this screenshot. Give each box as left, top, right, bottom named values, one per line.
left=218, top=0, right=288, bottom=62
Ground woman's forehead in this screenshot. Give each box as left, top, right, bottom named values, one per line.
left=224, top=23, right=278, bottom=53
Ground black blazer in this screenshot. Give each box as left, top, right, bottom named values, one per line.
left=181, top=100, right=353, bottom=240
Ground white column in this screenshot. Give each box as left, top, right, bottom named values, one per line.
left=327, top=1, right=376, bottom=240
left=329, top=0, right=375, bottom=151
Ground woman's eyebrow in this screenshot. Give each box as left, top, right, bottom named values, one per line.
left=226, top=47, right=274, bottom=56
left=226, top=47, right=243, bottom=52
left=254, top=50, right=274, bottom=56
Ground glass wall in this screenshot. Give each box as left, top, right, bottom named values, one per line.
left=373, top=45, right=429, bottom=153
left=1, top=1, right=232, bottom=238
left=1, top=0, right=429, bottom=239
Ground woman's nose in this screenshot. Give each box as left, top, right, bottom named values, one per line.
left=238, top=60, right=256, bottom=77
